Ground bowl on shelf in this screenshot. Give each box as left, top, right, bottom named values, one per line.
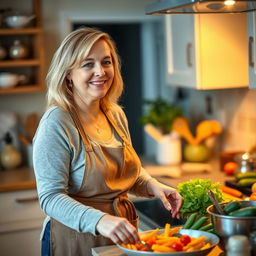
left=0, top=72, right=26, bottom=89
left=207, top=200, right=256, bottom=251
left=5, top=14, right=35, bottom=29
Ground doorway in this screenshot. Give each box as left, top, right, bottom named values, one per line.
left=73, top=23, right=144, bottom=154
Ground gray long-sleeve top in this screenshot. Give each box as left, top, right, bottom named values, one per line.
left=33, top=106, right=153, bottom=236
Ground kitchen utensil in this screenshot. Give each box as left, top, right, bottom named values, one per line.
left=140, top=240, right=152, bottom=251
left=195, top=120, right=222, bottom=145
left=0, top=72, right=26, bottom=89
left=207, top=190, right=224, bottom=215
left=172, top=117, right=196, bottom=145
left=117, top=228, right=219, bottom=256
left=5, top=14, right=35, bottom=28
left=144, top=124, right=163, bottom=142
left=25, top=113, right=39, bottom=142
left=18, top=134, right=31, bottom=145
left=207, top=200, right=256, bottom=251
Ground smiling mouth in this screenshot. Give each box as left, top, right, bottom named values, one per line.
left=89, top=80, right=106, bottom=86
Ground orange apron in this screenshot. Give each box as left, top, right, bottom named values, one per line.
left=50, top=105, right=141, bottom=256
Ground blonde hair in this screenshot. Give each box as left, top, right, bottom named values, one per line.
left=46, top=27, right=123, bottom=110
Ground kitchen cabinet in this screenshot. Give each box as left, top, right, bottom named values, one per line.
left=0, top=0, right=45, bottom=95
left=0, top=189, right=45, bottom=256
left=165, top=13, right=248, bottom=89
left=247, top=11, right=256, bottom=89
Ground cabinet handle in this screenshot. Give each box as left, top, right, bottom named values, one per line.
left=186, top=42, right=193, bottom=67
left=15, top=196, right=38, bottom=203
left=249, top=36, right=254, bottom=67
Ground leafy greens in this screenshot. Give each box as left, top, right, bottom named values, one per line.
left=177, top=178, right=223, bottom=217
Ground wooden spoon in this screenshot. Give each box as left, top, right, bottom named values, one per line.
left=172, top=117, right=196, bottom=145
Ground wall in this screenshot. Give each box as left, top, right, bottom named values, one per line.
left=188, top=88, right=256, bottom=153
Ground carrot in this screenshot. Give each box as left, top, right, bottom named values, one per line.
left=221, top=185, right=242, bottom=198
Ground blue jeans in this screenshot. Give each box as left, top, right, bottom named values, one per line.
left=41, top=221, right=51, bottom=256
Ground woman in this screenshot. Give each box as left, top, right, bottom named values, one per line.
left=33, top=27, right=182, bottom=256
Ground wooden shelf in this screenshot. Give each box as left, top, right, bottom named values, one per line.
left=0, top=59, right=40, bottom=67
left=0, top=84, right=44, bottom=94
left=0, top=28, right=42, bottom=35
left=0, top=0, right=45, bottom=95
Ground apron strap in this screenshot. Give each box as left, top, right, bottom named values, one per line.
left=102, top=104, right=129, bottom=146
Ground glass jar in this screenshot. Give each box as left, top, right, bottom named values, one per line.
left=235, top=152, right=256, bottom=174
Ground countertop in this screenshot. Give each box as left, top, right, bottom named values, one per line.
left=0, top=166, right=36, bottom=192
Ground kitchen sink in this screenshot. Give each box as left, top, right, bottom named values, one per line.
left=133, top=198, right=185, bottom=231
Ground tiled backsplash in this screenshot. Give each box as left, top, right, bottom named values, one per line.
left=189, top=88, right=256, bottom=152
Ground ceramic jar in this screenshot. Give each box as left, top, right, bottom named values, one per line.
left=0, top=132, right=22, bottom=170
left=9, top=40, right=28, bottom=59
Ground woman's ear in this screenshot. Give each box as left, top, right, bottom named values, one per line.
left=66, top=73, right=71, bottom=80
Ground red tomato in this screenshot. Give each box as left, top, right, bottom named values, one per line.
left=250, top=192, right=256, bottom=201
left=179, top=234, right=191, bottom=245
left=223, top=161, right=238, bottom=175
left=171, top=242, right=183, bottom=251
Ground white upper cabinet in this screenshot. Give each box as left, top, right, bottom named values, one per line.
left=165, top=13, right=248, bottom=90
left=247, top=11, right=256, bottom=89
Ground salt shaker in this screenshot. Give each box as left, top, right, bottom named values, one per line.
left=226, top=235, right=251, bottom=256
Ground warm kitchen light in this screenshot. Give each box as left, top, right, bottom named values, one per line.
left=224, top=0, right=236, bottom=6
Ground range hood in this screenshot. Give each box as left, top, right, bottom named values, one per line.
left=145, top=0, right=256, bottom=14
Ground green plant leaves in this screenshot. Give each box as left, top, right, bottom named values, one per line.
left=140, top=98, right=183, bottom=134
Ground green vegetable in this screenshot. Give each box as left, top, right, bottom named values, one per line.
left=237, top=178, right=256, bottom=187
left=190, top=216, right=208, bottom=230
left=177, top=179, right=223, bottom=217
left=199, top=223, right=213, bottom=231
left=223, top=200, right=241, bottom=214
left=183, top=212, right=197, bottom=229
left=236, top=172, right=256, bottom=181
left=229, top=207, right=256, bottom=217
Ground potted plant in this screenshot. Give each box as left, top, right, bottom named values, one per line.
left=140, top=97, right=183, bottom=165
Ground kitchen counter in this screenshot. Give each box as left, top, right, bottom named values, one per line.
left=0, top=166, right=36, bottom=192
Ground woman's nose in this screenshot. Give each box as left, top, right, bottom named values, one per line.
left=94, top=64, right=105, bottom=76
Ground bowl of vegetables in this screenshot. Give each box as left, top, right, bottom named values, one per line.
left=207, top=200, right=256, bottom=250
left=117, top=224, right=219, bottom=256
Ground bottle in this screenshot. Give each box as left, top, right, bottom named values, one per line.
left=226, top=235, right=251, bottom=256
left=0, top=132, right=22, bottom=170
left=9, top=40, right=28, bottom=60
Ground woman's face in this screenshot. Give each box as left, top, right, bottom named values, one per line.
left=68, top=39, right=114, bottom=105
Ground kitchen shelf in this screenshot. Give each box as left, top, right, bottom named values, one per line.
left=0, top=0, right=45, bottom=95
left=0, top=84, right=44, bottom=95
left=0, top=28, right=42, bottom=35
left=0, top=59, right=40, bottom=67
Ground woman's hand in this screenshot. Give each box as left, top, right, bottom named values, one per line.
left=96, top=214, right=140, bottom=245
left=147, top=179, right=183, bottom=218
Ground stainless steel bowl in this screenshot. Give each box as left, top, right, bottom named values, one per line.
left=207, top=200, right=256, bottom=250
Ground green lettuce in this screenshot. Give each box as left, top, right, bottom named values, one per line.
left=177, top=178, right=223, bottom=217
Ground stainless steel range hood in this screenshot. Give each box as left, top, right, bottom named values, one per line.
left=145, top=0, right=256, bottom=14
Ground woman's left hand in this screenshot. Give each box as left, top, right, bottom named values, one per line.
left=147, top=179, right=183, bottom=218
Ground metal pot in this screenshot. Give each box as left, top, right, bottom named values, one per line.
left=207, top=201, right=256, bottom=251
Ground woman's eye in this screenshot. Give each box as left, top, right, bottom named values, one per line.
left=103, top=60, right=112, bottom=66
left=82, top=62, right=94, bottom=68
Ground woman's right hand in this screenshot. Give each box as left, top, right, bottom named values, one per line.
left=96, top=214, right=140, bottom=245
